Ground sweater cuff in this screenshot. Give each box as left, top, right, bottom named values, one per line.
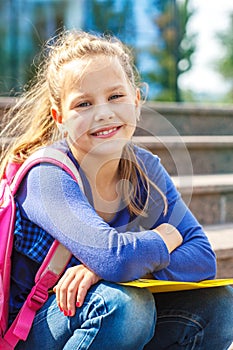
left=152, top=232, right=170, bottom=271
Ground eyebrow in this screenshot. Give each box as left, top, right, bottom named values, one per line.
left=105, top=84, right=126, bottom=92
left=68, top=93, right=90, bottom=108
left=70, top=92, right=90, bottom=99
left=71, top=84, right=126, bottom=99
left=68, top=83, right=128, bottom=105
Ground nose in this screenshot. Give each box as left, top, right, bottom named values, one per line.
left=94, top=103, right=115, bottom=122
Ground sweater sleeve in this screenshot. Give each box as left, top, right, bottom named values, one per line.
left=16, top=163, right=170, bottom=282
left=138, top=149, right=216, bottom=282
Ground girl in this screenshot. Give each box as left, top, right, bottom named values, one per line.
left=1, top=30, right=233, bottom=349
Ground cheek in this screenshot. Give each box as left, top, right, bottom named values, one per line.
left=65, top=115, right=90, bottom=139
left=117, top=103, right=137, bottom=124
left=124, top=105, right=138, bottom=128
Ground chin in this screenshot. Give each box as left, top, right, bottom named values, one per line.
left=90, top=139, right=127, bottom=157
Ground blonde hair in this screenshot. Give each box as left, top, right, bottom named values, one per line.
left=0, top=30, right=167, bottom=216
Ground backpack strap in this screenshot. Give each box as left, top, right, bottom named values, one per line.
left=10, top=147, right=84, bottom=194
left=2, top=148, right=84, bottom=349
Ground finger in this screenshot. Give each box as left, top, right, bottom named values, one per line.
left=66, top=274, right=83, bottom=316
left=76, top=272, right=96, bottom=308
left=56, top=270, right=76, bottom=313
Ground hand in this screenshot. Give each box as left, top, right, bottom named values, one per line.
left=153, top=223, right=183, bottom=253
left=53, top=264, right=101, bottom=317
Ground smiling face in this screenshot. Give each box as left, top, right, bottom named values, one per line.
left=52, top=55, right=140, bottom=163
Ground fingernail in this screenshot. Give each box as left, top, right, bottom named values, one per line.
left=68, top=310, right=72, bottom=316
left=59, top=306, right=63, bottom=312
left=76, top=301, right=80, bottom=307
left=64, top=310, right=68, bottom=316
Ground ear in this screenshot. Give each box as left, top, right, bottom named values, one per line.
left=51, top=107, right=62, bottom=123
left=135, top=89, right=141, bottom=120
left=135, top=88, right=141, bottom=107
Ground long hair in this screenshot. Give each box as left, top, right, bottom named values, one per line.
left=0, top=30, right=167, bottom=216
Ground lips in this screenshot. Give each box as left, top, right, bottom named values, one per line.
left=91, top=125, right=122, bottom=138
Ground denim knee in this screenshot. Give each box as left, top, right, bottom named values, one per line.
left=16, top=282, right=156, bottom=350
left=88, top=282, right=156, bottom=350
left=147, top=308, right=206, bottom=349
left=114, top=284, right=156, bottom=345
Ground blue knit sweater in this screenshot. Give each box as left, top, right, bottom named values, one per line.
left=9, top=141, right=216, bottom=322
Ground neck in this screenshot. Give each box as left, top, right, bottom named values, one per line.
left=69, top=143, right=123, bottom=221
left=88, top=157, right=120, bottom=189
left=69, top=144, right=121, bottom=189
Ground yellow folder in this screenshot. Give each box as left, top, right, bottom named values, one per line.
left=120, top=278, right=233, bottom=293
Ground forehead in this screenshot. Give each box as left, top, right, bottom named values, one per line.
left=61, top=55, right=130, bottom=93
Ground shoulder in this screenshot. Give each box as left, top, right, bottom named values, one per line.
left=46, top=139, right=70, bottom=154
left=133, top=144, right=174, bottom=195
left=133, top=144, right=161, bottom=171
left=26, top=140, right=77, bottom=175
left=19, top=140, right=80, bottom=191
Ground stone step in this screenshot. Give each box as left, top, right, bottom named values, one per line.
left=172, top=174, right=233, bottom=225
left=133, top=135, right=233, bottom=175
left=204, top=224, right=233, bottom=279
left=136, top=102, right=233, bottom=136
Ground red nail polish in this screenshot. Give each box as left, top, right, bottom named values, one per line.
left=68, top=310, right=72, bottom=316
left=76, top=301, right=80, bottom=307
left=59, top=306, right=63, bottom=312
left=64, top=310, right=68, bottom=316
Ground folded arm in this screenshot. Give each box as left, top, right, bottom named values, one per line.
left=17, top=163, right=170, bottom=282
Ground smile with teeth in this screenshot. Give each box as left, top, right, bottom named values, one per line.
left=92, top=126, right=120, bottom=137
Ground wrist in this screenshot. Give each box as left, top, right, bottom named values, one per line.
left=153, top=224, right=183, bottom=253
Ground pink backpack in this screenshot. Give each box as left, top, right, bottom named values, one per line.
left=0, top=148, right=83, bottom=349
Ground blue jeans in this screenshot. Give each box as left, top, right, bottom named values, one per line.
left=16, top=283, right=233, bottom=350
left=145, top=286, right=233, bottom=350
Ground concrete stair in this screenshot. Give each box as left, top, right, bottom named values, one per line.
left=205, top=224, right=233, bottom=279
left=133, top=135, right=233, bottom=175
left=133, top=135, right=233, bottom=225
left=136, top=102, right=233, bottom=136
left=172, top=174, right=233, bottom=225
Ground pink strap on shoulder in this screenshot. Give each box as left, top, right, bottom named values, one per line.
left=10, top=147, right=84, bottom=195
left=2, top=148, right=83, bottom=349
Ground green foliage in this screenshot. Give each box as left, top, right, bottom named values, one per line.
left=0, top=0, right=67, bottom=96
left=0, top=0, right=195, bottom=101
left=214, top=13, right=233, bottom=102
left=83, top=0, right=136, bottom=43
left=84, top=0, right=196, bottom=102
left=145, top=0, right=196, bottom=101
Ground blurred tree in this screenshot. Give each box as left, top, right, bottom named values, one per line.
left=23, top=1, right=67, bottom=86
left=0, top=1, right=19, bottom=94
left=214, top=13, right=233, bottom=102
left=0, top=0, right=67, bottom=96
left=145, top=0, right=196, bottom=101
left=83, top=0, right=136, bottom=45
left=0, top=0, right=195, bottom=101
left=0, top=1, right=9, bottom=94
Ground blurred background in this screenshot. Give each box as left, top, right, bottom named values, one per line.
left=0, top=0, right=232, bottom=103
